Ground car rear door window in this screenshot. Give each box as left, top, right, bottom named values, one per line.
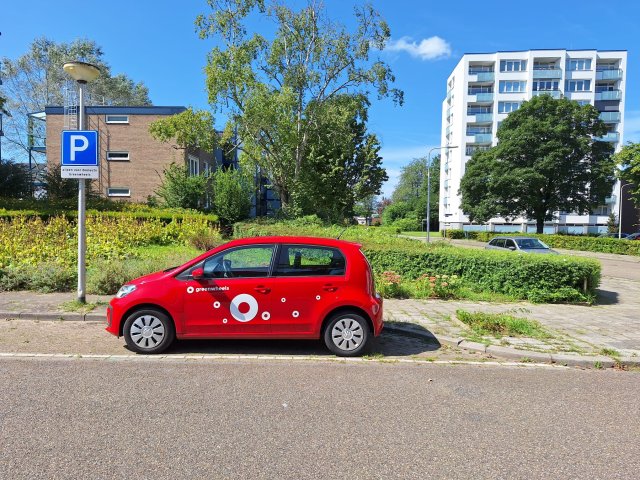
left=199, top=245, right=276, bottom=278
left=274, top=245, right=346, bottom=277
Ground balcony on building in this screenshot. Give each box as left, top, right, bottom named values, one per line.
left=599, top=111, right=621, bottom=123
left=532, top=90, right=561, bottom=99
left=468, top=63, right=495, bottom=83
left=466, top=106, right=492, bottom=124
left=595, top=68, right=623, bottom=81
left=466, top=126, right=492, bottom=144
left=465, top=145, right=491, bottom=156
left=467, top=86, right=494, bottom=103
left=595, top=132, right=619, bottom=142
left=532, top=61, right=562, bottom=79
left=595, top=89, right=621, bottom=101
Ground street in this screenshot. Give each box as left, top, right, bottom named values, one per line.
left=0, top=358, right=638, bottom=479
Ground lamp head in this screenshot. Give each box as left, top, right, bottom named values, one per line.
left=63, top=61, right=100, bottom=83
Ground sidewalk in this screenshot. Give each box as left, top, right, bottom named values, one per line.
left=0, top=285, right=637, bottom=366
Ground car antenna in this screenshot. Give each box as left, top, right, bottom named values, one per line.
left=336, top=227, right=348, bottom=240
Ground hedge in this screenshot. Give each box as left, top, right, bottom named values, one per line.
left=234, top=220, right=601, bottom=303
left=443, top=229, right=640, bottom=256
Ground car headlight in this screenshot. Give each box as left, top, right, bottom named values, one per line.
left=116, top=285, right=137, bottom=298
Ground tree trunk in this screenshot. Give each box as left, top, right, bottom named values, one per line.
left=536, top=216, right=545, bottom=234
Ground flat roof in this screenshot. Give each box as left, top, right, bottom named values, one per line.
left=44, top=106, right=187, bottom=115
left=463, top=49, right=627, bottom=55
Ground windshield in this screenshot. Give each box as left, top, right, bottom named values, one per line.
left=515, top=238, right=549, bottom=249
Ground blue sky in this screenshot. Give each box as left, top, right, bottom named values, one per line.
left=2, top=0, right=639, bottom=197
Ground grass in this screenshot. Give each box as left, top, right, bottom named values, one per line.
left=61, top=300, right=108, bottom=313
left=402, top=231, right=443, bottom=238
left=456, top=309, right=552, bottom=339
left=600, top=347, right=620, bottom=358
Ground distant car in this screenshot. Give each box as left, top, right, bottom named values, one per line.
left=598, top=232, right=630, bottom=239
left=485, top=236, right=558, bottom=254
left=106, top=236, right=383, bottom=357
left=625, top=232, right=640, bottom=241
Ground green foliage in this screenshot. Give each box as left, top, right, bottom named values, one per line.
left=1, top=37, right=151, bottom=160
left=460, top=95, right=616, bottom=233
left=615, top=142, right=640, bottom=207
left=42, top=163, right=99, bottom=200
left=297, top=95, right=388, bottom=222
left=155, top=163, right=212, bottom=209
left=376, top=271, right=461, bottom=299
left=390, top=155, right=439, bottom=227
left=149, top=107, right=218, bottom=152
left=212, top=167, right=252, bottom=225
left=390, top=217, right=420, bottom=232
left=456, top=310, right=552, bottom=339
left=234, top=220, right=601, bottom=302
left=381, top=201, right=414, bottom=225
left=197, top=0, right=401, bottom=212
left=443, top=230, right=640, bottom=256
left=0, top=159, right=30, bottom=198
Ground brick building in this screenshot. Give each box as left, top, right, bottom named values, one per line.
left=43, top=106, right=231, bottom=203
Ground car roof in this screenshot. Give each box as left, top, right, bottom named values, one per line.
left=491, top=236, right=539, bottom=240
left=221, top=236, right=362, bottom=249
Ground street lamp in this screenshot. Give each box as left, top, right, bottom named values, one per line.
left=426, top=145, right=458, bottom=242
left=63, top=61, right=100, bottom=304
left=618, top=182, right=632, bottom=239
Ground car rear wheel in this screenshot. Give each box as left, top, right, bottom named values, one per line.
left=323, top=312, right=370, bottom=357
left=123, top=309, right=175, bottom=354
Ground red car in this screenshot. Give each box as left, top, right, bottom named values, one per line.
left=106, top=236, right=383, bottom=356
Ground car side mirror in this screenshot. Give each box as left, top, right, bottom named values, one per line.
left=508, top=246, right=516, bottom=251
left=192, top=267, right=205, bottom=280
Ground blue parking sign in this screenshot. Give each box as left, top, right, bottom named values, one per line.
left=61, top=130, right=99, bottom=178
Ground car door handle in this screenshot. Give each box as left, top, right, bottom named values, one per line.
left=323, top=284, right=338, bottom=292
left=254, top=286, right=271, bottom=294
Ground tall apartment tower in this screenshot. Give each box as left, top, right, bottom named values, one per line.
left=440, top=49, right=627, bottom=234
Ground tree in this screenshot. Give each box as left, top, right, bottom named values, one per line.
left=615, top=142, right=640, bottom=206
left=197, top=0, right=402, bottom=214
left=149, top=108, right=218, bottom=153
left=155, top=163, right=211, bottom=209
left=297, top=94, right=387, bottom=222
left=41, top=164, right=98, bottom=200
left=389, top=155, right=440, bottom=228
left=460, top=95, right=616, bottom=233
left=1, top=37, right=151, bottom=160
left=212, top=167, right=252, bottom=225
left=0, top=159, right=30, bottom=198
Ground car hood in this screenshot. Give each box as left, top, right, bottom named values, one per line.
left=130, top=269, right=173, bottom=286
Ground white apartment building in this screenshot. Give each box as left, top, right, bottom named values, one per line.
left=440, top=49, right=627, bottom=234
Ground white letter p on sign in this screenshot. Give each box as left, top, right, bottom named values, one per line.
left=70, top=135, right=89, bottom=161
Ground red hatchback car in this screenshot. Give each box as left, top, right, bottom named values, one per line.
left=106, top=236, right=383, bottom=356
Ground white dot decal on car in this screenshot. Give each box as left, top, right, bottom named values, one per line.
left=187, top=286, right=195, bottom=294
left=223, top=318, right=228, bottom=324
left=262, top=312, right=270, bottom=320
left=213, top=301, right=221, bottom=308
left=281, top=298, right=286, bottom=303
left=292, top=311, right=299, bottom=318
left=315, top=295, right=321, bottom=300
left=230, top=294, right=259, bottom=322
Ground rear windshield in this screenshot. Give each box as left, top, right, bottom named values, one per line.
left=515, top=238, right=549, bottom=249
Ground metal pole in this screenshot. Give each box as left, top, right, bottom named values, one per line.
left=618, top=183, right=631, bottom=239
left=77, top=80, right=87, bottom=303
left=426, top=151, right=432, bottom=243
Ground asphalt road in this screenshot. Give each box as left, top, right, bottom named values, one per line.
left=1, top=359, right=638, bottom=479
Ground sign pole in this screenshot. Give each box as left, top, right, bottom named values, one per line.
left=77, top=80, right=87, bottom=303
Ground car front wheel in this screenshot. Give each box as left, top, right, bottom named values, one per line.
left=123, top=309, right=175, bottom=354
left=323, top=312, right=370, bottom=357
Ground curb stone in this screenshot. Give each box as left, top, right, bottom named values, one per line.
left=0, top=311, right=104, bottom=322
left=385, top=323, right=639, bottom=368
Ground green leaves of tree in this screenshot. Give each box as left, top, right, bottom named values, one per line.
left=460, top=95, right=616, bottom=233
left=149, top=108, right=218, bottom=152
left=615, top=142, right=640, bottom=206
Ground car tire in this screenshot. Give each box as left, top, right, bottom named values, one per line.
left=323, top=312, right=371, bottom=357
left=123, top=309, right=175, bottom=354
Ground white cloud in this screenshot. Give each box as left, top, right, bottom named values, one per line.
left=385, top=36, right=452, bottom=61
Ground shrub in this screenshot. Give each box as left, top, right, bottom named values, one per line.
left=391, top=217, right=420, bottom=232
left=187, top=230, right=224, bottom=251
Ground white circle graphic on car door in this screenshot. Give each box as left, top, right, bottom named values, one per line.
left=229, top=294, right=259, bottom=322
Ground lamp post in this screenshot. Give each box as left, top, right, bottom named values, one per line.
left=426, top=145, right=457, bottom=242
left=618, top=182, right=632, bottom=239
left=63, top=61, right=100, bottom=303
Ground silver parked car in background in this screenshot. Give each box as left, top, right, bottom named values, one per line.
left=485, top=236, right=558, bottom=254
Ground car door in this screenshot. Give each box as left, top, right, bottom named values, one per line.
left=179, top=244, right=276, bottom=337
left=268, top=244, right=347, bottom=336
left=504, top=238, right=517, bottom=251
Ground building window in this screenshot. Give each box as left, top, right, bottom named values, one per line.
left=533, top=80, right=559, bottom=92
left=106, top=151, right=130, bottom=161
left=591, top=205, right=608, bottom=216
left=576, top=100, right=591, bottom=106
left=498, top=102, right=520, bottom=113
left=188, top=155, right=199, bottom=176
left=500, top=60, right=527, bottom=72
left=499, top=81, right=526, bottom=93
left=567, top=58, right=592, bottom=71
left=105, top=115, right=129, bottom=124
left=107, top=187, right=131, bottom=197
left=566, top=80, right=591, bottom=92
